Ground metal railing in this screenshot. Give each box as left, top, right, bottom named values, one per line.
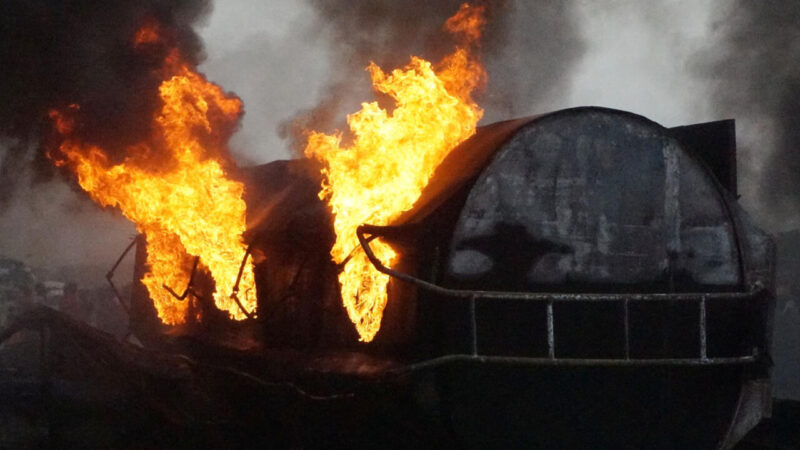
left=107, top=235, right=257, bottom=319
left=357, top=224, right=766, bottom=368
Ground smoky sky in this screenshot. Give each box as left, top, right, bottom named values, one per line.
left=694, top=1, right=800, bottom=228
left=0, top=0, right=212, bottom=209
left=280, top=0, right=586, bottom=155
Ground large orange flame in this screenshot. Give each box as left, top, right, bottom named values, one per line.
left=49, top=29, right=256, bottom=324
left=305, top=3, right=486, bottom=341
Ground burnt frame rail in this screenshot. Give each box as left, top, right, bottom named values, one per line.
left=229, top=243, right=256, bottom=319
left=105, top=236, right=139, bottom=315
left=357, top=224, right=767, bottom=368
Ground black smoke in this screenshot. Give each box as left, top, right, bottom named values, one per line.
left=280, top=0, right=586, bottom=155
left=694, top=1, right=800, bottom=226
left=0, top=0, right=212, bottom=208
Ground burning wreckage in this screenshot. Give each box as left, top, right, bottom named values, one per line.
left=0, top=4, right=777, bottom=450
left=2, top=108, right=777, bottom=448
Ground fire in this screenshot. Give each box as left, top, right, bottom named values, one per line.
left=305, top=3, right=486, bottom=341
left=49, top=26, right=256, bottom=324
left=133, top=22, right=161, bottom=47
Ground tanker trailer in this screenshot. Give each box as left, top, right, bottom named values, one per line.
left=125, top=106, right=774, bottom=449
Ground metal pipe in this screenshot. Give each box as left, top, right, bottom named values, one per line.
left=547, top=301, right=555, bottom=359
left=163, top=256, right=200, bottom=301
left=229, top=244, right=256, bottom=319
left=700, top=295, right=708, bottom=361
left=624, top=299, right=631, bottom=360
left=397, top=352, right=760, bottom=373
left=338, top=234, right=378, bottom=269
left=470, top=295, right=478, bottom=356
left=356, top=223, right=766, bottom=367
left=105, top=236, right=139, bottom=314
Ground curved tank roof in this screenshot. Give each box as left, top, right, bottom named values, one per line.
left=395, top=107, right=756, bottom=290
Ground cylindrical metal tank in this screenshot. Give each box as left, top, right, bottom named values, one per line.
left=127, top=107, right=774, bottom=448
left=358, top=107, right=774, bottom=449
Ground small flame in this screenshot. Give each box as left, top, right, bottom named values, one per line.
left=50, top=24, right=256, bottom=324
left=445, top=3, right=487, bottom=45
left=305, top=3, right=486, bottom=341
left=133, top=22, right=161, bottom=47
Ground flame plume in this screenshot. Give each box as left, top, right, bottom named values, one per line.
left=305, top=3, right=486, bottom=341
left=49, top=27, right=256, bottom=325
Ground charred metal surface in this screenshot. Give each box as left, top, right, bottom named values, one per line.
left=384, top=108, right=774, bottom=449
left=736, top=399, right=800, bottom=449
left=397, top=116, right=537, bottom=225
left=0, top=307, right=431, bottom=449
left=671, top=119, right=738, bottom=196
left=360, top=222, right=763, bottom=303
left=117, top=107, right=775, bottom=449
left=446, top=108, right=742, bottom=291
left=239, top=159, right=361, bottom=348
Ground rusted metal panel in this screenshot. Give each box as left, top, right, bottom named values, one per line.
left=445, top=108, right=742, bottom=290
left=671, top=119, right=737, bottom=196
left=397, top=116, right=538, bottom=225
left=356, top=107, right=775, bottom=449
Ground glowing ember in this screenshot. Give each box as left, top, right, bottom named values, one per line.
left=49, top=27, right=256, bottom=324
left=133, top=22, right=161, bottom=47
left=305, top=3, right=486, bottom=341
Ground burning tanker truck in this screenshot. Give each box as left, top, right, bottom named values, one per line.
left=123, top=107, right=775, bottom=449
left=5, top=3, right=774, bottom=449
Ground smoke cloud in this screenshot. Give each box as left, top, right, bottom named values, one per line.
left=0, top=0, right=213, bottom=208
left=694, top=1, right=800, bottom=229
left=0, top=0, right=586, bottom=283
left=280, top=0, right=586, bottom=155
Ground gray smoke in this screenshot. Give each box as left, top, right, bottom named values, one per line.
left=693, top=1, right=800, bottom=229
left=1, top=0, right=587, bottom=283
left=692, top=1, right=800, bottom=401
left=0, top=0, right=213, bottom=209
left=279, top=0, right=586, bottom=155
